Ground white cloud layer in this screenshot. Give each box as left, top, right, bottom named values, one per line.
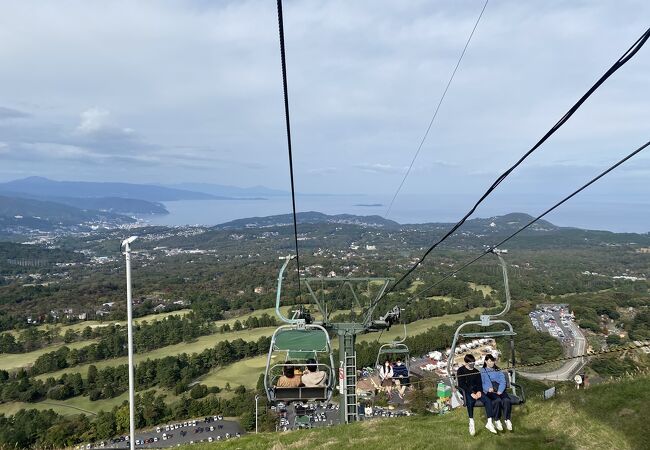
left=0, top=0, right=647, bottom=202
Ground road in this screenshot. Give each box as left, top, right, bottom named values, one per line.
left=520, top=321, right=587, bottom=381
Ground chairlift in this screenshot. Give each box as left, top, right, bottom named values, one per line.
left=264, top=324, right=335, bottom=403
left=447, top=251, right=526, bottom=406
left=375, top=322, right=413, bottom=386
left=264, top=256, right=335, bottom=403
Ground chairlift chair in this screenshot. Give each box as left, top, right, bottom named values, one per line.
left=375, top=323, right=413, bottom=386
left=264, top=324, right=335, bottom=403
left=447, top=251, right=526, bottom=406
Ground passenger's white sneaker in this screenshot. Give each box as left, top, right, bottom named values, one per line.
left=485, top=422, right=497, bottom=434
left=505, top=419, right=513, bottom=431
left=469, top=420, right=475, bottom=436
left=495, top=420, right=503, bottom=431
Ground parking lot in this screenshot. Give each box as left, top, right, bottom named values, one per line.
left=530, top=304, right=576, bottom=347
left=79, top=416, right=244, bottom=449
left=277, top=401, right=339, bottom=431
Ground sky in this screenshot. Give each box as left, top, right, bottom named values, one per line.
left=0, top=0, right=648, bottom=205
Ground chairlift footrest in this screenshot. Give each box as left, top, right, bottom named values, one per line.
left=460, top=331, right=516, bottom=338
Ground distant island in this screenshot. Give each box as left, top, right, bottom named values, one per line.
left=354, top=203, right=383, bottom=207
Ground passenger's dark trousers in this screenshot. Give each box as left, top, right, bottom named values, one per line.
left=483, top=392, right=502, bottom=419
left=465, top=394, right=477, bottom=419
left=491, top=392, right=512, bottom=420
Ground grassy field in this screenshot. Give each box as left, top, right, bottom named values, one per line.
left=194, top=374, right=650, bottom=450
left=197, top=307, right=488, bottom=390
left=0, top=386, right=186, bottom=417
left=4, top=309, right=193, bottom=337
left=199, top=356, right=268, bottom=390
left=3, top=307, right=292, bottom=372
left=359, top=307, right=485, bottom=344
left=406, top=280, right=425, bottom=293
left=34, top=327, right=275, bottom=380
left=469, top=282, right=494, bottom=296
left=0, top=392, right=127, bottom=417
left=0, top=339, right=98, bottom=371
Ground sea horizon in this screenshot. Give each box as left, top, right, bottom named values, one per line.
left=140, top=194, right=649, bottom=234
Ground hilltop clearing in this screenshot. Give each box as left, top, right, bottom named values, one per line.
left=194, top=373, right=649, bottom=450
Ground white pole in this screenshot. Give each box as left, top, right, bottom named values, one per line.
left=122, top=236, right=138, bottom=450
left=255, top=395, right=259, bottom=434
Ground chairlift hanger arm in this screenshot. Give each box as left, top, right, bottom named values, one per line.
left=275, top=255, right=299, bottom=324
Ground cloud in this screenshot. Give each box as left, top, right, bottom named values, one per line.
left=0, top=0, right=647, bottom=195
left=0, top=106, right=29, bottom=120
left=353, top=163, right=407, bottom=174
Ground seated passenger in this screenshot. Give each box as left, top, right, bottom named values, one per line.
left=301, top=358, right=328, bottom=387
left=276, top=362, right=302, bottom=388
left=480, top=354, right=513, bottom=433
left=456, top=354, right=486, bottom=436
left=379, top=359, right=394, bottom=396
left=392, top=357, right=409, bottom=398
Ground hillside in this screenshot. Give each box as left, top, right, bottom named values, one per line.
left=195, top=374, right=649, bottom=450
left=49, top=196, right=168, bottom=215
left=0, top=177, right=217, bottom=201
left=0, top=195, right=133, bottom=228
left=216, top=211, right=401, bottom=230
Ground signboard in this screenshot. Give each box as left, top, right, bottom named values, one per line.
left=543, top=386, right=556, bottom=400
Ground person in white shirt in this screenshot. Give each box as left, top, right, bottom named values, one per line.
left=302, top=358, right=327, bottom=387
left=379, top=359, right=394, bottom=396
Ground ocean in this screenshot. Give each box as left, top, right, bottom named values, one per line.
left=140, top=194, right=649, bottom=234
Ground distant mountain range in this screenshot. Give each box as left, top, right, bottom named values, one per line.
left=215, top=211, right=560, bottom=233
left=0, top=177, right=218, bottom=202
left=217, top=211, right=400, bottom=229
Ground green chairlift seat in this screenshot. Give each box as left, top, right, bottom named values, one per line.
left=265, top=324, right=335, bottom=404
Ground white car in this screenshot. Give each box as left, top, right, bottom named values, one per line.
left=156, top=427, right=161, bottom=433
left=208, top=437, right=213, bottom=443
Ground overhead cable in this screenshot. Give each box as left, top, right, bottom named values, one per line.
left=384, top=0, right=489, bottom=218
left=413, top=138, right=650, bottom=299
left=375, top=26, right=650, bottom=306
left=276, top=0, right=303, bottom=298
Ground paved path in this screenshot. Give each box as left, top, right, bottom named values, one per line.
left=520, top=322, right=587, bottom=381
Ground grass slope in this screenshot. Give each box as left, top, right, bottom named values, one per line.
left=0, top=339, right=98, bottom=371
left=195, top=374, right=649, bottom=450
left=34, top=327, right=275, bottom=380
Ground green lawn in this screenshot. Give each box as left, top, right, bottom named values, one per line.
left=0, top=386, right=186, bottom=417
left=359, top=307, right=486, bottom=343
left=34, top=327, right=275, bottom=380
left=406, top=280, right=425, bottom=293
left=4, top=309, right=193, bottom=337
left=0, top=339, right=98, bottom=371
left=469, top=282, right=494, bottom=296
left=194, top=374, right=650, bottom=450
left=196, top=307, right=488, bottom=391
left=199, top=356, right=268, bottom=390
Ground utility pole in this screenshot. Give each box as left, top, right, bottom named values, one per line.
left=122, top=236, right=138, bottom=450
left=255, top=394, right=260, bottom=433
